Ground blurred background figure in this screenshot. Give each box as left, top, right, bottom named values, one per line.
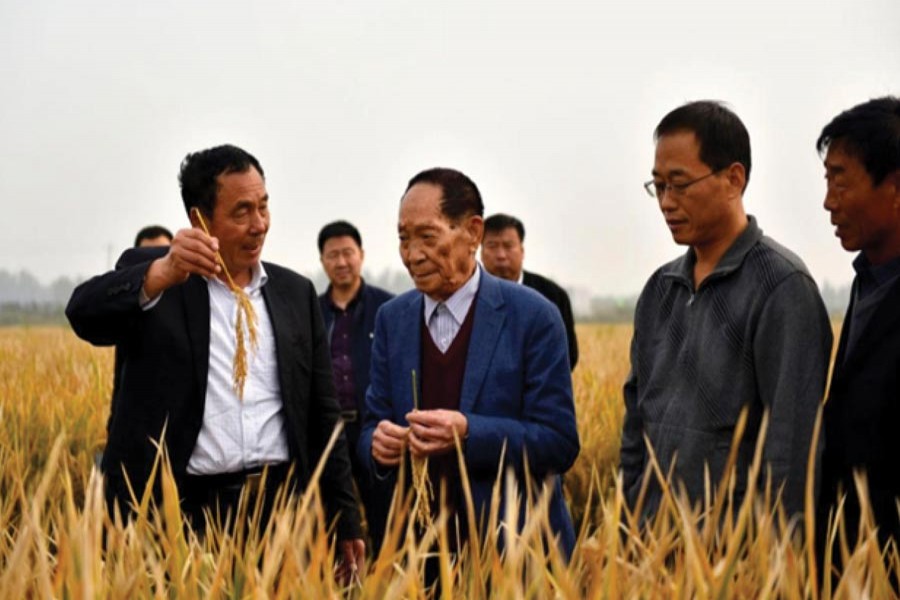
left=317, top=220, right=394, bottom=554
left=134, top=225, right=173, bottom=248
left=481, top=213, right=578, bottom=370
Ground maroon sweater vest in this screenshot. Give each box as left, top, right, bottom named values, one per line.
left=419, top=299, right=477, bottom=517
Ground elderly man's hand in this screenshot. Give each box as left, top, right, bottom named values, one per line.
left=372, top=419, right=409, bottom=466
left=406, top=409, right=468, bottom=458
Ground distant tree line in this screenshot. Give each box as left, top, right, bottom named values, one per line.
left=0, top=267, right=850, bottom=327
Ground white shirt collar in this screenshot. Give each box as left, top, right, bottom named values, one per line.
left=208, top=262, right=268, bottom=293
left=423, top=264, right=480, bottom=325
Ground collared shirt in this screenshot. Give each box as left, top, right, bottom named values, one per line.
left=325, top=287, right=362, bottom=412
left=187, top=263, right=289, bottom=474
left=846, top=253, right=900, bottom=357
left=423, top=266, right=480, bottom=353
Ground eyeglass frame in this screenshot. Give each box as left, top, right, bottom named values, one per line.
left=643, top=167, right=727, bottom=199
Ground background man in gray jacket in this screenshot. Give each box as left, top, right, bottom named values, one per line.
left=620, top=101, right=833, bottom=520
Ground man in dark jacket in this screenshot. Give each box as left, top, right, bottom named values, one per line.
left=481, top=213, right=579, bottom=370
left=66, top=145, right=364, bottom=576
left=317, top=220, right=394, bottom=553
left=816, top=97, right=900, bottom=556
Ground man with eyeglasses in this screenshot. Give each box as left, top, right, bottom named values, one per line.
left=317, top=220, right=395, bottom=554
left=619, top=101, right=832, bottom=522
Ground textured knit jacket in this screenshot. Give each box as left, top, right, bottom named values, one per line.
left=620, top=216, right=833, bottom=518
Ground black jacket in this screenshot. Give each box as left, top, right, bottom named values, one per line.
left=66, top=247, right=362, bottom=539
left=819, top=275, right=900, bottom=547
left=523, top=270, right=579, bottom=370
left=318, top=280, right=394, bottom=419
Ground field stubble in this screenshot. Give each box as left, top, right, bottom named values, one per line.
left=0, top=324, right=895, bottom=598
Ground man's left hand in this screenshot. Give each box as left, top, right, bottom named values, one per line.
left=406, top=409, right=468, bottom=458
left=335, top=538, right=365, bottom=586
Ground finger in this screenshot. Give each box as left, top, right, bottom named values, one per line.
left=377, top=420, right=408, bottom=438
left=171, top=251, right=219, bottom=277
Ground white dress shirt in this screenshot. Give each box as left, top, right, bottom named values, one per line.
left=187, top=264, right=290, bottom=474
left=423, top=266, right=480, bottom=353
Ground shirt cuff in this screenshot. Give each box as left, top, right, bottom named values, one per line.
left=139, top=287, right=163, bottom=310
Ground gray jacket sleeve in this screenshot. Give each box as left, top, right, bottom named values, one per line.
left=752, top=272, right=832, bottom=516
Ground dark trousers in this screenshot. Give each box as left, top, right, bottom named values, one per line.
left=345, top=418, right=393, bottom=556
left=179, top=463, right=293, bottom=537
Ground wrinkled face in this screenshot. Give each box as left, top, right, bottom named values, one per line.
left=398, top=182, right=482, bottom=300
left=194, top=167, right=269, bottom=287
left=481, top=227, right=524, bottom=281
left=651, top=131, right=739, bottom=249
left=321, top=235, right=364, bottom=290
left=823, top=144, right=900, bottom=264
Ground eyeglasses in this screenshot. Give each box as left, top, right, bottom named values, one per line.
left=643, top=168, right=725, bottom=199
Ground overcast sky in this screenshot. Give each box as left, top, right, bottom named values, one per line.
left=1, top=0, right=897, bottom=295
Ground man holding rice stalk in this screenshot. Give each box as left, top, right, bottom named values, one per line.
left=66, top=144, right=365, bottom=578
left=358, top=167, right=580, bottom=558
left=815, top=97, right=900, bottom=557
left=620, top=101, right=833, bottom=522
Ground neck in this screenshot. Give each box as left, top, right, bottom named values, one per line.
left=330, top=279, right=362, bottom=309
left=219, top=267, right=253, bottom=289
left=692, top=213, right=748, bottom=287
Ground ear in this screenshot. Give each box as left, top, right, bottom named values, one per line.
left=359, top=247, right=366, bottom=263
left=725, top=162, right=747, bottom=196
left=467, top=215, right=484, bottom=250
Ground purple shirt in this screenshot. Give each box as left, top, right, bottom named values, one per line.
left=327, top=294, right=359, bottom=412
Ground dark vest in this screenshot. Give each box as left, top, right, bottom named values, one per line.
left=420, top=299, right=477, bottom=520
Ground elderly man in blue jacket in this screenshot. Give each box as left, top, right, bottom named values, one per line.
left=358, top=167, right=579, bottom=558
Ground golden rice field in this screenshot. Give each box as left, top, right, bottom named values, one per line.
left=1, top=324, right=897, bottom=598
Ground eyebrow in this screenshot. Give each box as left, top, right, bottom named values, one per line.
left=651, top=168, right=688, bottom=179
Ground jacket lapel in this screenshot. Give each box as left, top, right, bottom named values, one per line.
left=260, top=270, right=295, bottom=401
left=397, top=293, right=424, bottom=418
left=460, top=272, right=505, bottom=413
left=183, top=275, right=211, bottom=400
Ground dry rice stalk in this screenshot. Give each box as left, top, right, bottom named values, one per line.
left=409, top=370, right=433, bottom=529
left=191, top=207, right=259, bottom=400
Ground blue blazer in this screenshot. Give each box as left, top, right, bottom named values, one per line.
left=358, top=269, right=579, bottom=555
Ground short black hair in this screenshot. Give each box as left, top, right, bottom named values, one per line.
left=317, top=220, right=362, bottom=254
left=484, top=213, right=525, bottom=242
left=178, top=144, right=264, bottom=217
left=655, top=100, right=752, bottom=191
left=405, top=167, right=484, bottom=221
left=817, top=96, right=900, bottom=186
left=133, top=225, right=173, bottom=247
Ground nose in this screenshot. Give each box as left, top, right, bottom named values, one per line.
left=250, top=208, right=268, bottom=233
left=823, top=187, right=838, bottom=212
left=658, top=188, right=677, bottom=212
left=402, top=240, right=426, bottom=264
